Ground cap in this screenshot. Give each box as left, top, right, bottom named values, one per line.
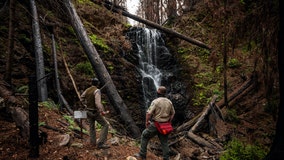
left=91, top=78, right=99, bottom=86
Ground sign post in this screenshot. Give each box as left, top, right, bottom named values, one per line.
left=74, top=111, right=87, bottom=138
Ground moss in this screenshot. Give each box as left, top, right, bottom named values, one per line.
left=89, top=34, right=110, bottom=53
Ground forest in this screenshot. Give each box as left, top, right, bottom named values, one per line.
left=0, top=0, right=282, bottom=159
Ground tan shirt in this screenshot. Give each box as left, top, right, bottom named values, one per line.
left=147, top=97, right=175, bottom=122
left=80, top=86, right=104, bottom=113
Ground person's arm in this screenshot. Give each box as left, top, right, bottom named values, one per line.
left=94, top=89, right=107, bottom=115
left=169, top=103, right=175, bottom=122
left=145, top=112, right=152, bottom=128
left=80, top=90, right=87, bottom=107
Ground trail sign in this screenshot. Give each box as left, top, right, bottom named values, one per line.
left=74, top=111, right=87, bottom=119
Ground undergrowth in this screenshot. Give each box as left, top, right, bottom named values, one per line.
left=220, top=138, right=268, bottom=160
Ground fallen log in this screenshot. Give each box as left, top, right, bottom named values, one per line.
left=41, top=124, right=65, bottom=134
left=216, top=74, right=256, bottom=109
left=175, top=113, right=200, bottom=132
left=190, top=95, right=218, bottom=133
left=177, top=74, right=256, bottom=133
left=91, top=0, right=211, bottom=50
left=187, top=132, right=215, bottom=148
left=0, top=84, right=29, bottom=138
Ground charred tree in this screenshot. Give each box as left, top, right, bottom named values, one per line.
left=4, top=0, right=15, bottom=84
left=28, top=75, right=39, bottom=158
left=30, top=0, right=48, bottom=102
left=63, top=0, right=141, bottom=138
left=265, top=1, right=284, bottom=159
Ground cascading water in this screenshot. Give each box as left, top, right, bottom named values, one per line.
left=127, top=28, right=175, bottom=108
left=126, top=27, right=191, bottom=123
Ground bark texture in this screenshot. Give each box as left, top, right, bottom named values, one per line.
left=63, top=0, right=141, bottom=138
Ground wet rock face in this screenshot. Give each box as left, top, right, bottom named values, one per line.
left=126, top=27, right=191, bottom=123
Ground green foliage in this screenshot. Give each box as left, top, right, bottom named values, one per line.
left=107, top=65, right=115, bottom=74
left=66, top=26, right=76, bottom=36
left=39, top=99, right=58, bottom=109
left=74, top=61, right=94, bottom=75
left=63, top=115, right=88, bottom=134
left=192, top=91, right=208, bottom=106
left=192, top=71, right=222, bottom=107
left=38, top=121, right=46, bottom=127
left=178, top=47, right=190, bottom=54
left=17, top=85, right=29, bottom=94
left=78, top=0, right=91, bottom=4
left=124, top=23, right=132, bottom=28
left=228, top=58, right=241, bottom=68
left=95, top=121, right=102, bottom=130
left=63, top=115, right=75, bottom=126
left=196, top=48, right=210, bottom=61
left=225, top=109, right=240, bottom=123
left=216, top=65, right=223, bottom=73
left=18, top=34, right=31, bottom=43
left=89, top=34, right=110, bottom=53
left=240, top=0, right=246, bottom=5
left=220, top=138, right=268, bottom=160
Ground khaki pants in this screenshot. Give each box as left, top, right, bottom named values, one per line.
left=87, top=111, right=109, bottom=146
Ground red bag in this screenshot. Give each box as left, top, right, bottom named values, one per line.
left=154, top=121, right=173, bottom=135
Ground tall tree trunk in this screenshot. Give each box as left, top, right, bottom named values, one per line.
left=4, top=0, right=15, bottom=84
left=265, top=0, right=284, bottom=159
left=63, top=0, right=141, bottom=138
left=223, top=0, right=228, bottom=108
left=166, top=0, right=177, bottom=25
left=51, top=33, right=63, bottom=110
left=30, top=0, right=48, bottom=102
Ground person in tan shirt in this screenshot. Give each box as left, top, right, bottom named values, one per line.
left=135, top=86, right=175, bottom=160
left=80, top=78, right=110, bottom=149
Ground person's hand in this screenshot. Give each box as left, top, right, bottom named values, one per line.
left=101, top=110, right=109, bottom=116
left=146, top=121, right=150, bottom=128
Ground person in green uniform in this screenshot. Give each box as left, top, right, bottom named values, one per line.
left=134, top=86, right=175, bottom=160
left=80, top=78, right=110, bottom=149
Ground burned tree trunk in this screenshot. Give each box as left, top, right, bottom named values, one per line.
left=4, top=0, right=15, bottom=84
left=30, top=0, right=47, bottom=102
left=63, top=0, right=141, bottom=138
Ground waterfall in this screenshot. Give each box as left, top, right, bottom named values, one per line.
left=138, top=29, right=162, bottom=89
left=127, top=28, right=174, bottom=108
left=126, top=27, right=190, bottom=122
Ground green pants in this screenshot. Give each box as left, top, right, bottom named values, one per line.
left=139, top=123, right=170, bottom=160
left=87, top=111, right=109, bottom=146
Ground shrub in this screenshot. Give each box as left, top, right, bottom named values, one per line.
left=220, top=138, right=268, bottom=160
left=225, top=108, right=240, bottom=123
left=75, top=61, right=94, bottom=75
left=228, top=58, right=241, bottom=68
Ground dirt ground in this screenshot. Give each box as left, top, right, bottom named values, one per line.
left=0, top=105, right=162, bottom=160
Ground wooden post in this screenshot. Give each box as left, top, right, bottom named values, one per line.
left=29, top=75, right=39, bottom=158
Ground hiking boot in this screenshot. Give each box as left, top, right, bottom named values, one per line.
left=133, top=153, right=146, bottom=160
left=97, top=144, right=110, bottom=149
